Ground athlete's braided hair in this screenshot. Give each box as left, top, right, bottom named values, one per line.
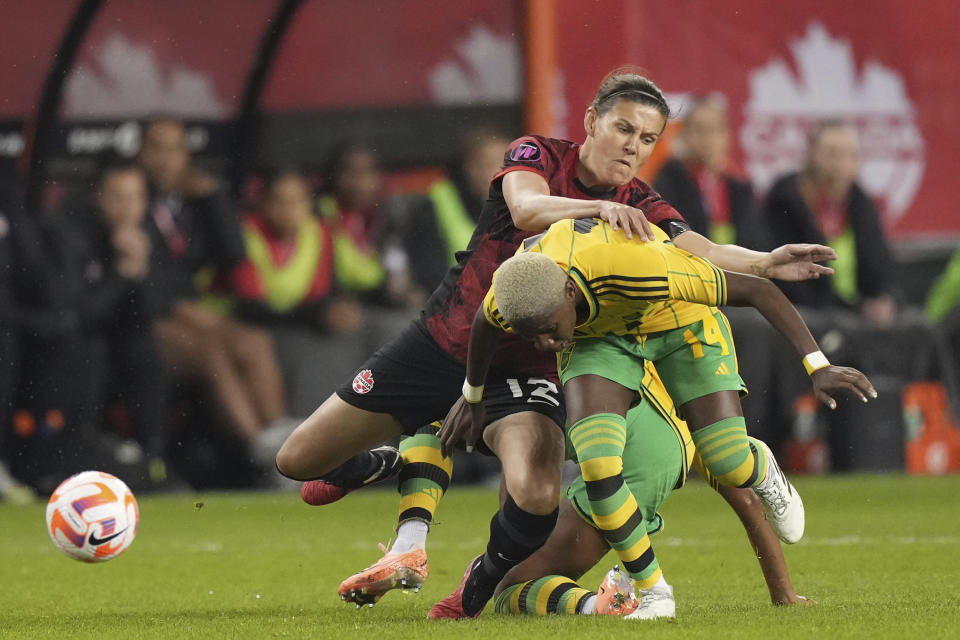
left=592, top=66, right=670, bottom=121
left=493, top=253, right=568, bottom=327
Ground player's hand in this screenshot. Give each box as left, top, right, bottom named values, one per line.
left=759, top=244, right=837, bottom=281
left=810, top=365, right=877, bottom=410
left=439, top=395, right=485, bottom=457
left=597, top=202, right=655, bottom=241
left=775, top=594, right=816, bottom=606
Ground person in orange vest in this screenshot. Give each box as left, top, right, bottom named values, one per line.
left=230, top=170, right=364, bottom=334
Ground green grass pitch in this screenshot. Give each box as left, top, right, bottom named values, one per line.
left=2, top=473, right=959, bottom=639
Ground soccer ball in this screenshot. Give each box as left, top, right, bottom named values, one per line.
left=45, top=471, right=139, bottom=562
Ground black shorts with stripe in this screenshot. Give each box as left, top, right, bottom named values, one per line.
left=336, top=321, right=565, bottom=443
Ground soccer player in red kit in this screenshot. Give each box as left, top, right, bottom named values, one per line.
left=278, top=68, right=836, bottom=619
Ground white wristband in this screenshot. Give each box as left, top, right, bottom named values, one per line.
left=802, top=350, right=830, bottom=375
left=462, top=379, right=484, bottom=404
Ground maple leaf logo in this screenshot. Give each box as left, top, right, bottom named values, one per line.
left=429, top=25, right=520, bottom=105
left=64, top=33, right=228, bottom=119
left=741, top=22, right=924, bottom=222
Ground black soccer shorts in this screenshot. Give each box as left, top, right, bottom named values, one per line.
left=336, top=321, right=565, bottom=438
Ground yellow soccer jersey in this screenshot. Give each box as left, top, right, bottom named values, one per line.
left=483, top=218, right=726, bottom=338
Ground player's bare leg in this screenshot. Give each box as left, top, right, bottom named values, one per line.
left=336, top=426, right=449, bottom=606
left=715, top=483, right=812, bottom=605
left=484, top=412, right=565, bottom=516
left=429, top=411, right=564, bottom=619
left=681, top=390, right=805, bottom=543
left=276, top=394, right=402, bottom=481
left=496, top=500, right=650, bottom=616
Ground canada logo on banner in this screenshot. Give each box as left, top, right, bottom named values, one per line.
left=740, top=23, right=925, bottom=223
left=65, top=33, right=228, bottom=119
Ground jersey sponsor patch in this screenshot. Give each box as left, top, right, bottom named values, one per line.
left=508, top=141, right=542, bottom=163
left=352, top=369, right=375, bottom=394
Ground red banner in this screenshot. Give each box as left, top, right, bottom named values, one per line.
left=63, top=0, right=274, bottom=119
left=0, top=0, right=78, bottom=118
left=261, top=0, right=518, bottom=110
left=4, top=0, right=955, bottom=240
left=551, top=0, right=960, bottom=239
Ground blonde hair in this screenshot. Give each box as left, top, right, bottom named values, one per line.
left=493, top=253, right=568, bottom=327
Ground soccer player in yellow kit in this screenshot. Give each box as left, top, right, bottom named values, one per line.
left=441, top=217, right=875, bottom=616
left=494, top=361, right=810, bottom=619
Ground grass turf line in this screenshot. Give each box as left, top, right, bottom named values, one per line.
left=1, top=474, right=959, bottom=639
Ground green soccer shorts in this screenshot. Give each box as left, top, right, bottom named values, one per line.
left=558, top=310, right=746, bottom=408
left=565, top=391, right=687, bottom=535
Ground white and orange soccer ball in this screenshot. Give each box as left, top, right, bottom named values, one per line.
left=45, top=471, right=139, bottom=562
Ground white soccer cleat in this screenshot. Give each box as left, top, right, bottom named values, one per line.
left=752, top=440, right=805, bottom=544
left=623, top=583, right=675, bottom=620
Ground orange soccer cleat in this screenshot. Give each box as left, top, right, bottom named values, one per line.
left=593, top=565, right=639, bottom=616
left=338, top=545, right=429, bottom=607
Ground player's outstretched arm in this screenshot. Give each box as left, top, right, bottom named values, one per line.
left=723, top=271, right=877, bottom=409
left=715, top=484, right=813, bottom=606
left=438, top=307, right=502, bottom=456
left=503, top=171, right=654, bottom=240
left=673, top=230, right=836, bottom=282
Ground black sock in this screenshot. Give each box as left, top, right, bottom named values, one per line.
left=315, top=450, right=382, bottom=489
left=461, top=494, right=558, bottom=616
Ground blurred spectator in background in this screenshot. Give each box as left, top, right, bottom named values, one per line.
left=138, top=117, right=297, bottom=470
left=318, top=143, right=388, bottom=304
left=925, top=248, right=960, bottom=413
left=654, top=95, right=766, bottom=248
left=384, top=129, right=510, bottom=307
left=0, top=176, right=44, bottom=502
left=59, top=158, right=170, bottom=485
left=926, top=248, right=960, bottom=327
left=763, top=119, right=929, bottom=469
left=3, top=177, right=100, bottom=495
left=230, top=169, right=365, bottom=334
left=37, top=157, right=171, bottom=488
left=228, top=169, right=366, bottom=417
left=3, top=158, right=165, bottom=492
left=764, top=119, right=896, bottom=323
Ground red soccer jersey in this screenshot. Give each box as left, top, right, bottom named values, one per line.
left=419, top=134, right=687, bottom=373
